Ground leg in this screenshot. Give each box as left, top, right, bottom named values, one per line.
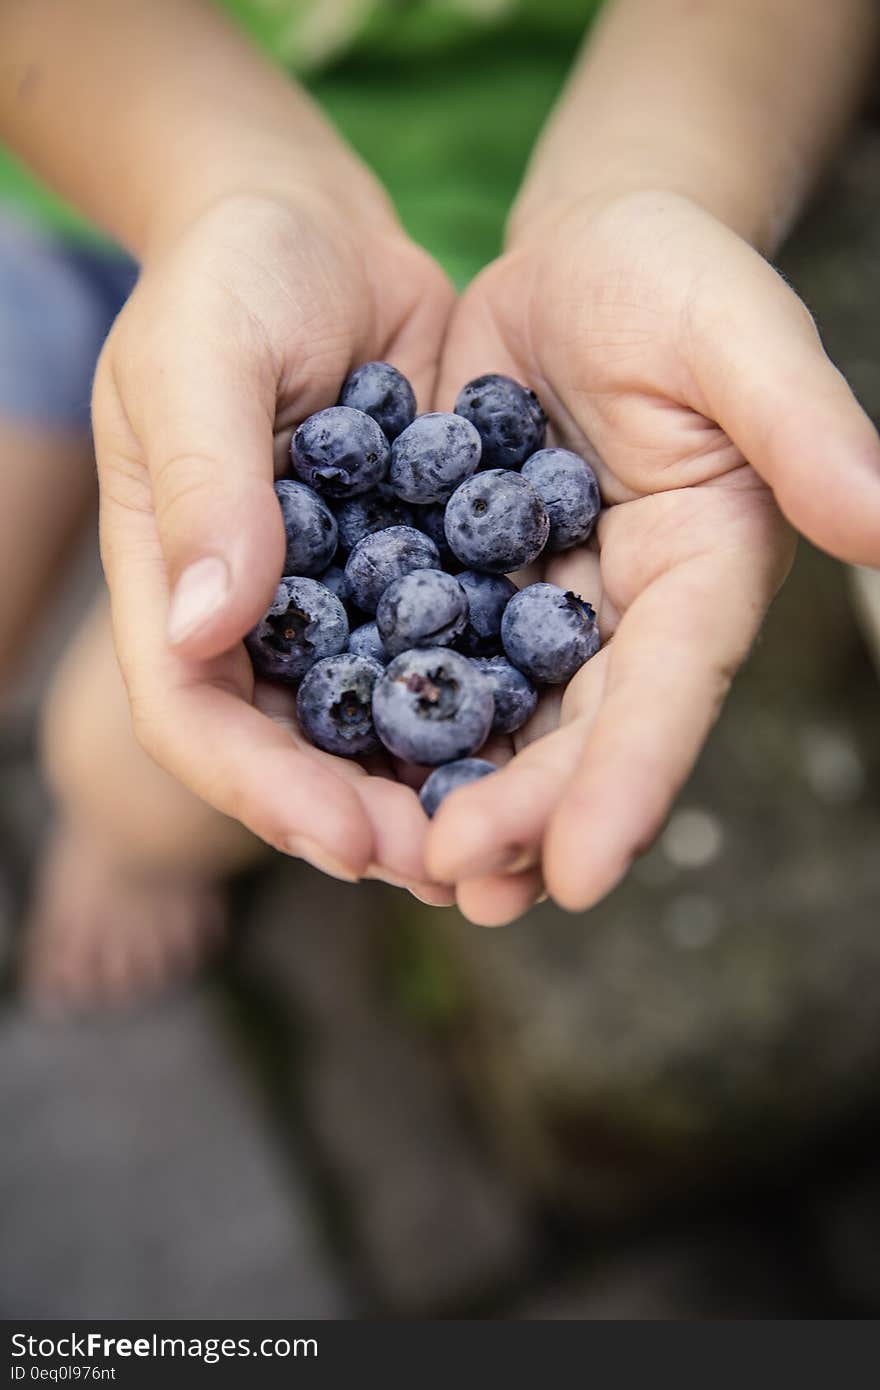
left=0, top=209, right=142, bottom=691
left=22, top=595, right=268, bottom=1009
left=0, top=216, right=260, bottom=1007
left=0, top=421, right=96, bottom=693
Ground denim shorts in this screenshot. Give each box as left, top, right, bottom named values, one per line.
left=0, top=208, right=138, bottom=430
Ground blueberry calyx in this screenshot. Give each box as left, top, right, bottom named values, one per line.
left=402, top=668, right=460, bottom=719
left=266, top=606, right=310, bottom=651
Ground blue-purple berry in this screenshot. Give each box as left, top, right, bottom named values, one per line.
left=521, top=448, right=601, bottom=551
left=343, top=524, right=440, bottom=614
left=411, top=502, right=458, bottom=570
left=454, top=373, right=546, bottom=470
left=444, top=470, right=549, bottom=573
left=372, top=648, right=495, bottom=765
left=317, top=562, right=349, bottom=605
left=338, top=361, right=416, bottom=441
left=348, top=620, right=388, bottom=665
left=291, top=406, right=389, bottom=498
left=246, top=577, right=349, bottom=684
left=501, top=582, right=600, bottom=685
left=389, top=412, right=481, bottom=505
left=455, top=570, right=517, bottom=655
left=419, top=758, right=496, bottom=818
left=376, top=569, right=468, bottom=658
left=274, top=479, right=338, bottom=577
left=334, top=484, right=416, bottom=552
left=472, top=655, right=538, bottom=734
left=296, top=653, right=383, bottom=757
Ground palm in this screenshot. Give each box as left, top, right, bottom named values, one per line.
left=427, top=196, right=794, bottom=923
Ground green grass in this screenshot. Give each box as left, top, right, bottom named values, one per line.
left=312, top=37, right=574, bottom=287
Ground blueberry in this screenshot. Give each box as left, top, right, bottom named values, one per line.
left=348, top=620, right=388, bottom=665
left=338, top=361, right=416, bottom=442
left=344, top=524, right=440, bottom=614
left=372, top=648, right=495, bottom=765
left=273, top=479, right=338, bottom=577
left=454, top=373, right=546, bottom=470
left=501, top=582, right=600, bottom=685
left=291, top=406, right=389, bottom=498
left=455, top=570, right=517, bottom=655
left=376, top=569, right=468, bottom=658
left=317, top=563, right=349, bottom=605
left=389, top=412, right=481, bottom=504
left=246, top=577, right=349, bottom=684
left=296, top=653, right=383, bottom=757
left=472, top=655, right=538, bottom=734
left=521, top=448, right=601, bottom=551
left=444, top=470, right=549, bottom=573
left=411, top=502, right=458, bottom=570
left=419, top=758, right=496, bottom=818
left=334, top=484, right=415, bottom=552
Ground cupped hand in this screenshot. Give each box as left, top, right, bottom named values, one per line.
left=427, top=190, right=880, bottom=924
left=93, top=189, right=455, bottom=896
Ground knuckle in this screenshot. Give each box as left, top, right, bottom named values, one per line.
left=151, top=451, right=220, bottom=529
left=128, top=692, right=164, bottom=764
left=99, top=449, right=153, bottom=517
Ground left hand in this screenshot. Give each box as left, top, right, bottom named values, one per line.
left=426, top=190, right=880, bottom=925
left=93, top=190, right=455, bottom=900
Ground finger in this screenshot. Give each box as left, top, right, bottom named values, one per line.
left=426, top=646, right=610, bottom=883
left=688, top=236, right=880, bottom=566
left=456, top=868, right=545, bottom=927
left=543, top=538, right=781, bottom=911
left=355, top=777, right=455, bottom=900
left=408, top=885, right=458, bottom=908
left=426, top=722, right=582, bottom=883
left=95, top=288, right=286, bottom=663
left=513, top=685, right=565, bottom=751
left=147, top=677, right=373, bottom=881
left=99, top=488, right=374, bottom=878
left=543, top=544, right=602, bottom=607
left=543, top=544, right=620, bottom=635
left=370, top=243, right=456, bottom=411
left=252, top=679, right=446, bottom=890
left=252, top=678, right=446, bottom=892
left=433, top=270, right=523, bottom=411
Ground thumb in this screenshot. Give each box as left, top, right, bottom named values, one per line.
left=690, top=245, right=880, bottom=566
left=98, top=314, right=286, bottom=662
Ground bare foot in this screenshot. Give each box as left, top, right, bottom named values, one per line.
left=19, top=825, right=227, bottom=1013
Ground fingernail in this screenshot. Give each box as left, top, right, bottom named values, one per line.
left=285, top=835, right=360, bottom=883
left=493, top=846, right=537, bottom=875
left=167, top=557, right=229, bottom=644
left=366, top=862, right=447, bottom=890
left=408, top=887, right=454, bottom=908
left=365, top=863, right=411, bottom=890
left=366, top=864, right=455, bottom=905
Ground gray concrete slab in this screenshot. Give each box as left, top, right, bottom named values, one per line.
left=0, top=989, right=352, bottom=1318
left=241, top=865, right=534, bottom=1314
left=516, top=1226, right=815, bottom=1320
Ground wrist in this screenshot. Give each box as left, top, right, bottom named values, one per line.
left=507, top=163, right=796, bottom=260
left=137, top=135, right=397, bottom=264
left=505, top=0, right=877, bottom=263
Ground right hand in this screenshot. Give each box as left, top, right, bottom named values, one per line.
left=93, top=189, right=455, bottom=895
left=427, top=189, right=880, bottom=923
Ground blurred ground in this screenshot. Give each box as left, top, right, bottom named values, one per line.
left=2, top=128, right=880, bottom=1320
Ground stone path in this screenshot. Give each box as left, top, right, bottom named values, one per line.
left=238, top=867, right=534, bottom=1314
left=0, top=989, right=353, bottom=1319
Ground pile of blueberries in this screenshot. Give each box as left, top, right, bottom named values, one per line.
left=246, top=363, right=602, bottom=816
